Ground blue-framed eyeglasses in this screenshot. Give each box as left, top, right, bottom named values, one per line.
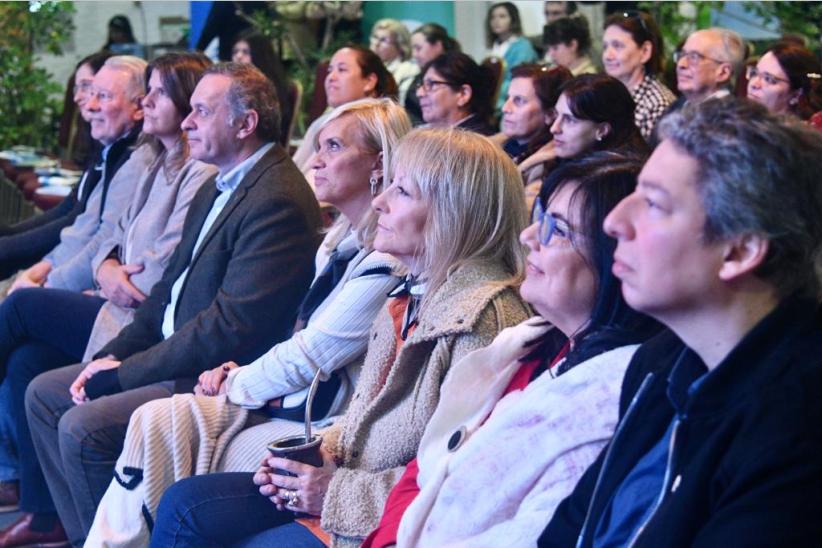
left=531, top=200, right=574, bottom=246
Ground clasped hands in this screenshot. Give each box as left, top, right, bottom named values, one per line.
left=253, top=446, right=337, bottom=516
left=194, top=361, right=239, bottom=396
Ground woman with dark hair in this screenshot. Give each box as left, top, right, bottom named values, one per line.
left=602, top=10, right=676, bottom=139
left=747, top=41, right=822, bottom=120
left=365, top=153, right=661, bottom=547
left=231, top=30, right=294, bottom=146
left=544, top=16, right=596, bottom=76
left=293, top=45, right=397, bottom=185
left=497, top=64, right=573, bottom=187
left=486, top=2, right=538, bottom=110
left=0, top=52, right=216, bottom=546
left=416, top=51, right=495, bottom=135
left=63, top=51, right=115, bottom=167
left=406, top=23, right=461, bottom=124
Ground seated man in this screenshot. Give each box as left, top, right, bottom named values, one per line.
left=0, top=55, right=149, bottom=285
left=540, top=97, right=822, bottom=546
left=22, top=63, right=322, bottom=547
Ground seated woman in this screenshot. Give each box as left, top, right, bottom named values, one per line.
left=85, top=97, right=411, bottom=546
left=406, top=23, right=460, bottom=124
left=231, top=30, right=294, bottom=147
left=486, top=1, right=538, bottom=110
left=0, top=52, right=216, bottom=544
left=544, top=16, right=597, bottom=76
left=416, top=51, right=495, bottom=135
left=602, top=10, right=676, bottom=140
left=149, top=128, right=532, bottom=547
left=747, top=41, right=822, bottom=120
left=293, top=45, right=397, bottom=186
left=528, top=74, right=650, bottom=181
left=366, top=152, right=662, bottom=547
left=369, top=19, right=419, bottom=105
left=495, top=64, right=572, bottom=197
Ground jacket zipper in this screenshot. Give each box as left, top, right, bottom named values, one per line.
left=576, top=373, right=655, bottom=548
left=627, top=418, right=681, bottom=547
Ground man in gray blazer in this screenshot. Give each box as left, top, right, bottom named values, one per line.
left=23, top=63, right=322, bottom=547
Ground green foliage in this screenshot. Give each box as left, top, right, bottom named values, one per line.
left=638, top=1, right=724, bottom=54
left=743, top=2, right=822, bottom=47
left=0, top=1, right=76, bottom=151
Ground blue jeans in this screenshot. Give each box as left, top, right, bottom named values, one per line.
left=0, top=379, right=18, bottom=482
left=151, top=473, right=324, bottom=547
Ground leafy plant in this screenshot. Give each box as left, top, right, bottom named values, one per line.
left=743, top=2, right=822, bottom=48
left=0, top=1, right=76, bottom=151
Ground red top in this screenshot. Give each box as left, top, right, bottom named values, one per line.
left=362, top=342, right=570, bottom=547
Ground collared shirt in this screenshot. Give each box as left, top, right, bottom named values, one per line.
left=161, top=142, right=274, bottom=338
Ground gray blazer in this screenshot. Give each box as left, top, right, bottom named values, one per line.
left=97, top=143, right=323, bottom=391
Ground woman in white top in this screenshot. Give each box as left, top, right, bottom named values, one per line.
left=369, top=19, right=419, bottom=106
left=86, top=98, right=411, bottom=547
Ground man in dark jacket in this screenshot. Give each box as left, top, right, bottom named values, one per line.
left=23, top=63, right=322, bottom=547
left=540, top=97, right=822, bottom=547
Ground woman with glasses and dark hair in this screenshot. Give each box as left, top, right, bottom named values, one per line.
left=544, top=16, right=597, bottom=76
left=602, top=10, right=676, bottom=140
left=364, top=152, right=661, bottom=548
left=406, top=23, right=461, bottom=124
left=747, top=41, right=822, bottom=120
left=486, top=2, right=538, bottom=110
left=416, top=51, right=496, bottom=135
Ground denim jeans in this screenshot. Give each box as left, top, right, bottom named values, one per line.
left=151, top=472, right=324, bottom=547
left=0, top=380, right=18, bottom=482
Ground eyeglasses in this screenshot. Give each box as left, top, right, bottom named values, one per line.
left=531, top=201, right=574, bottom=246
left=418, top=79, right=453, bottom=93
left=370, top=35, right=394, bottom=47
left=621, top=10, right=649, bottom=36
left=673, top=49, right=726, bottom=65
left=746, top=66, right=790, bottom=87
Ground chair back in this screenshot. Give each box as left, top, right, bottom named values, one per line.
left=285, top=79, right=303, bottom=146
left=482, top=56, right=505, bottom=107
left=308, top=60, right=330, bottom=125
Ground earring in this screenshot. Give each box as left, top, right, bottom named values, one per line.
left=595, top=135, right=603, bottom=142
left=369, top=175, right=379, bottom=196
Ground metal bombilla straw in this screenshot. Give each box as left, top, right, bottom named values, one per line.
left=304, top=368, right=324, bottom=443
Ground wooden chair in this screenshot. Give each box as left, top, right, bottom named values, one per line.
left=481, top=56, right=505, bottom=108
left=284, top=79, right=303, bottom=146
left=307, top=60, right=330, bottom=126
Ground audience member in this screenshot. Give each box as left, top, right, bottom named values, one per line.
left=292, top=45, right=397, bottom=186
left=602, top=10, right=676, bottom=139
left=103, top=15, right=138, bottom=51
left=0, top=53, right=215, bottom=546
left=231, top=30, right=294, bottom=146
left=417, top=52, right=495, bottom=135
left=24, top=63, right=322, bottom=546
left=486, top=2, right=538, bottom=110
left=0, top=56, right=147, bottom=282
left=62, top=51, right=115, bottom=168
left=369, top=19, right=419, bottom=105
left=542, top=97, right=822, bottom=546
left=366, top=153, right=661, bottom=547
left=496, top=64, right=572, bottom=193
left=544, top=1, right=577, bottom=24
left=149, top=128, right=531, bottom=547
left=406, top=23, right=460, bottom=124
left=85, top=97, right=409, bottom=546
left=544, top=16, right=596, bottom=76
left=747, top=41, right=822, bottom=120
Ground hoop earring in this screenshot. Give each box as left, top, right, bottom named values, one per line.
left=369, top=175, right=379, bottom=196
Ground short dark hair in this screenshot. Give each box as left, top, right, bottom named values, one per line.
left=659, top=97, right=822, bottom=298
left=423, top=51, right=494, bottom=124
left=510, top=64, right=573, bottom=113
left=529, top=152, right=662, bottom=372
left=413, top=23, right=461, bottom=53
left=559, top=74, right=648, bottom=156
left=336, top=44, right=399, bottom=101
left=603, top=11, right=665, bottom=76
left=768, top=41, right=822, bottom=120
left=544, top=16, right=592, bottom=55
left=76, top=51, right=114, bottom=74
left=204, top=62, right=281, bottom=143
left=486, top=2, right=524, bottom=48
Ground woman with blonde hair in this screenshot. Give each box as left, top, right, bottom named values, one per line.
left=85, top=98, right=411, bottom=547
left=150, top=128, right=531, bottom=547
left=370, top=18, right=419, bottom=105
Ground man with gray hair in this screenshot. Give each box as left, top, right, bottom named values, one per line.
left=25, top=62, right=321, bottom=547
left=540, top=97, right=822, bottom=546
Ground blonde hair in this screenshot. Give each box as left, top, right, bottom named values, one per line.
left=392, top=128, right=527, bottom=304
left=372, top=18, right=412, bottom=60
left=314, top=98, right=412, bottom=250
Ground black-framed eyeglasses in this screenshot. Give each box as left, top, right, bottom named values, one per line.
left=673, top=49, right=725, bottom=65
left=621, top=10, right=649, bottom=36
left=746, top=66, right=791, bottom=87
left=531, top=200, right=574, bottom=246
left=417, top=78, right=454, bottom=93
